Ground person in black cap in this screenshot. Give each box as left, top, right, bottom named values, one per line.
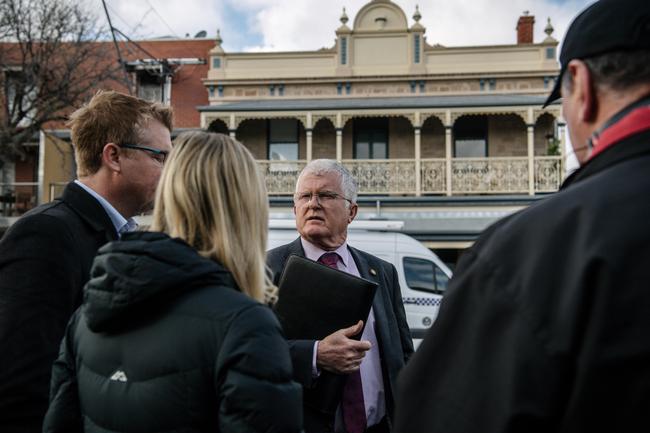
left=393, top=1, right=650, bottom=432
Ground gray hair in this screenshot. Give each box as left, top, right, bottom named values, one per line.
left=296, top=159, right=358, bottom=205
left=562, top=48, right=650, bottom=94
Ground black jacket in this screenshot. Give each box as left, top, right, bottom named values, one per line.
left=267, top=239, right=413, bottom=432
left=394, top=126, right=650, bottom=432
left=0, top=182, right=117, bottom=433
left=43, top=231, right=302, bottom=433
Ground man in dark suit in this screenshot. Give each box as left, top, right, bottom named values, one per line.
left=267, top=159, right=413, bottom=433
left=0, top=90, right=173, bottom=433
left=394, top=2, right=650, bottom=433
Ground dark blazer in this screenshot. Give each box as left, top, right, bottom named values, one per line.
left=267, top=238, right=414, bottom=432
left=393, top=129, right=650, bottom=432
left=0, top=182, right=117, bottom=433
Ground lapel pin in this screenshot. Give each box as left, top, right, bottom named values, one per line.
left=370, top=268, right=377, bottom=276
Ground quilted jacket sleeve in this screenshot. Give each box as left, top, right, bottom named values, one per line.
left=42, top=311, right=83, bottom=433
left=216, top=304, right=303, bottom=433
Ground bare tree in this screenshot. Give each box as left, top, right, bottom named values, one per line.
left=0, top=0, right=123, bottom=163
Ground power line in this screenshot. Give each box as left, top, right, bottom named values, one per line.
left=131, top=7, right=155, bottom=36
left=145, top=0, right=180, bottom=38
left=101, top=0, right=132, bottom=94
left=104, top=3, right=140, bottom=36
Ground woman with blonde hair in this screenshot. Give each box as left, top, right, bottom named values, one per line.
left=44, top=132, right=302, bottom=433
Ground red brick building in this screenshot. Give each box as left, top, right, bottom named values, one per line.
left=1, top=37, right=213, bottom=213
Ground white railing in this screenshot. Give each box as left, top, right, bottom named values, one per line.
left=343, top=159, right=416, bottom=195
left=0, top=182, right=39, bottom=216
left=258, top=156, right=563, bottom=196
left=258, top=160, right=308, bottom=195
left=421, top=159, right=447, bottom=194
left=451, top=157, right=529, bottom=194
left=49, top=182, right=68, bottom=201
left=534, top=157, right=564, bottom=192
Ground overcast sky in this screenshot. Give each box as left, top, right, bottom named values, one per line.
left=99, top=0, right=595, bottom=52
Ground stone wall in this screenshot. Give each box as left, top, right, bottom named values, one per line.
left=389, top=117, right=414, bottom=158
left=313, top=119, right=337, bottom=159
left=534, top=113, right=556, bottom=155
left=422, top=117, right=446, bottom=158
left=237, top=119, right=267, bottom=159
left=342, top=122, right=354, bottom=159
left=487, top=115, right=527, bottom=156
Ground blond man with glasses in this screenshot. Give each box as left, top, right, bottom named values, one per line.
left=0, top=90, right=172, bottom=432
left=44, top=132, right=302, bottom=433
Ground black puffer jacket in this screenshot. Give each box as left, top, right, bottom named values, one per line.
left=43, top=231, right=302, bottom=433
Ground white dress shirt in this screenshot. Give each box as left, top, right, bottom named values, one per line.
left=74, top=180, right=137, bottom=236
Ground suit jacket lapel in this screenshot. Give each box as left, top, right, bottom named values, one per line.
left=287, top=237, right=305, bottom=257
left=349, top=245, right=403, bottom=420
left=348, top=246, right=391, bottom=355
left=61, top=182, right=118, bottom=241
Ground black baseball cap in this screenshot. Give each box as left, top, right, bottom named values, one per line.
left=543, top=0, right=650, bottom=108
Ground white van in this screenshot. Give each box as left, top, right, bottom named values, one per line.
left=267, top=220, right=452, bottom=349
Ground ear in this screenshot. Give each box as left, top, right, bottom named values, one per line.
left=569, top=60, right=598, bottom=123
left=102, top=143, right=122, bottom=173
left=348, top=202, right=358, bottom=223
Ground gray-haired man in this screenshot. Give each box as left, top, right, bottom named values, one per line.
left=267, top=159, right=413, bottom=433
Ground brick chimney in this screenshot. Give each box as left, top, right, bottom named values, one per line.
left=517, top=11, right=535, bottom=44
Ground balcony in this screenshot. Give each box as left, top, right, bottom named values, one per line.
left=258, top=156, right=563, bottom=196
left=0, top=183, right=39, bottom=216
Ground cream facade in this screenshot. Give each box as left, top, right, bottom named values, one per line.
left=200, top=0, right=564, bottom=204
left=198, top=0, right=565, bottom=259
left=2, top=0, right=565, bottom=259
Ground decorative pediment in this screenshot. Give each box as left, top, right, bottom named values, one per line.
left=353, top=0, right=408, bottom=32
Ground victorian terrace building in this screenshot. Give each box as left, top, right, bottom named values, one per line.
left=199, top=0, right=564, bottom=259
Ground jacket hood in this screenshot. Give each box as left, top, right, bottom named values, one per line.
left=83, top=231, right=236, bottom=332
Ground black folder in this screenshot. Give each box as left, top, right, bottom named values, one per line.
left=274, top=254, right=378, bottom=414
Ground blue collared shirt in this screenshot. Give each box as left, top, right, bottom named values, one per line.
left=74, top=180, right=138, bottom=237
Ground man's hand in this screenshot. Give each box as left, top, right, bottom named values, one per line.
left=317, top=320, right=372, bottom=374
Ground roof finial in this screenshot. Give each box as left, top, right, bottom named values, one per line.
left=215, top=28, right=223, bottom=45
left=413, top=5, right=421, bottom=23
left=544, top=17, right=554, bottom=37
left=340, top=7, right=349, bottom=25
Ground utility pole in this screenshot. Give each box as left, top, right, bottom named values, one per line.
left=101, top=0, right=132, bottom=94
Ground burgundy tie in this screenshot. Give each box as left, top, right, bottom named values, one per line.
left=318, top=252, right=367, bottom=433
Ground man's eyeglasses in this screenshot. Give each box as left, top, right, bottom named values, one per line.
left=294, top=191, right=353, bottom=206
left=119, top=143, right=168, bottom=164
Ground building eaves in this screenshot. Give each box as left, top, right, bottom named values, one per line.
left=198, top=94, right=557, bottom=112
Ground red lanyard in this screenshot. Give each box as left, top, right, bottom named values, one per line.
left=589, top=106, right=650, bottom=160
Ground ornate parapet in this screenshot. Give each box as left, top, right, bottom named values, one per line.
left=420, top=158, right=446, bottom=193
left=450, top=109, right=528, bottom=125
left=258, top=155, right=562, bottom=196
left=258, top=160, right=308, bottom=195
left=203, top=115, right=231, bottom=130
left=234, top=114, right=308, bottom=129
left=451, top=157, right=529, bottom=194
left=534, top=156, right=563, bottom=191
left=343, top=159, right=416, bottom=194
left=420, top=112, right=447, bottom=127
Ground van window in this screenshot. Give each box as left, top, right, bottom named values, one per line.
left=403, top=257, right=448, bottom=295
left=434, top=267, right=449, bottom=293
